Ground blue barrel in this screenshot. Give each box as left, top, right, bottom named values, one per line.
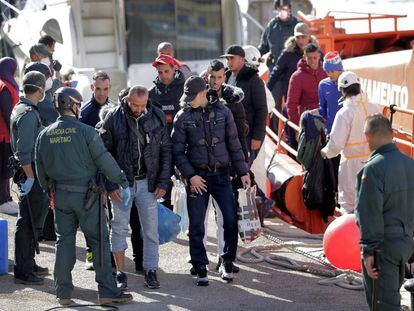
left=0, top=218, right=8, bottom=275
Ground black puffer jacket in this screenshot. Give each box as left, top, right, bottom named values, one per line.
left=171, top=100, right=248, bottom=179
left=207, top=84, right=249, bottom=160
left=99, top=99, right=173, bottom=192
left=226, top=64, right=267, bottom=142
left=149, top=70, right=185, bottom=134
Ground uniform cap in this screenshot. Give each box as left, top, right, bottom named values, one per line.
left=24, top=62, right=52, bottom=77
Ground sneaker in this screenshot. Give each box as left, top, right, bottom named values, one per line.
left=145, top=270, right=160, bottom=289
left=84, top=250, right=94, bottom=271
left=116, top=271, right=128, bottom=291
left=56, top=298, right=74, bottom=306
left=0, top=201, right=18, bottom=216
left=14, top=273, right=44, bottom=285
left=216, top=258, right=239, bottom=273
left=196, top=266, right=209, bottom=286
left=98, top=292, right=133, bottom=305
left=219, top=260, right=234, bottom=281
left=33, top=264, right=49, bottom=276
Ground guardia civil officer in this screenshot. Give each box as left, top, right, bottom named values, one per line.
left=10, top=71, right=49, bottom=285
left=171, top=76, right=250, bottom=286
left=355, top=114, right=414, bottom=311
left=35, top=87, right=132, bottom=306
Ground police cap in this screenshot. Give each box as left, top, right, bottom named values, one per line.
left=24, top=62, right=52, bottom=78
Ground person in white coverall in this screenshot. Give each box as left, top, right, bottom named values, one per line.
left=321, top=72, right=381, bottom=213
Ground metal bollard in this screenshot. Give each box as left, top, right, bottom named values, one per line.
left=403, top=278, right=414, bottom=310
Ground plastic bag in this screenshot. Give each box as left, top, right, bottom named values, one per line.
left=237, top=186, right=261, bottom=243
left=171, top=177, right=189, bottom=234
left=158, top=202, right=181, bottom=245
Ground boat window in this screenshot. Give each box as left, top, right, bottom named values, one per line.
left=41, top=19, right=63, bottom=44
left=125, top=0, right=222, bottom=64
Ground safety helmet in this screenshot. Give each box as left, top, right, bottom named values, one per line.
left=53, top=87, right=83, bottom=110
left=337, top=71, right=360, bottom=91
left=274, top=0, right=291, bottom=9
left=243, top=45, right=262, bottom=67
left=24, top=62, right=52, bottom=78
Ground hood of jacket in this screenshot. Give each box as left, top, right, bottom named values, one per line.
left=225, top=64, right=258, bottom=82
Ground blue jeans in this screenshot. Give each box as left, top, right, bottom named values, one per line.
left=187, top=171, right=238, bottom=268
left=110, top=179, right=159, bottom=270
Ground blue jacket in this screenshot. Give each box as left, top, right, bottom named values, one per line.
left=317, top=78, right=343, bottom=134
left=80, top=96, right=112, bottom=128
left=171, top=100, right=248, bottom=179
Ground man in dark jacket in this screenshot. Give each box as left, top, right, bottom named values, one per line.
left=258, top=0, right=298, bottom=71
left=80, top=71, right=114, bottom=127
left=172, top=76, right=250, bottom=286
left=149, top=54, right=185, bottom=134
left=100, top=86, right=172, bottom=291
left=222, top=45, right=267, bottom=166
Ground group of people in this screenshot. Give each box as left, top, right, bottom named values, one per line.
left=0, top=1, right=414, bottom=309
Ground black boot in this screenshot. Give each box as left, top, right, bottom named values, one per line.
left=145, top=270, right=160, bottom=289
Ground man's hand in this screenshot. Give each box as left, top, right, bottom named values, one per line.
left=364, top=256, right=379, bottom=279
left=109, top=189, right=122, bottom=202
left=189, top=175, right=207, bottom=195
left=154, top=187, right=167, bottom=199
left=251, top=139, right=262, bottom=151
left=240, top=174, right=251, bottom=189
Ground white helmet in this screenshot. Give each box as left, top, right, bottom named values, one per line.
left=338, top=71, right=360, bottom=90
left=243, top=45, right=262, bottom=67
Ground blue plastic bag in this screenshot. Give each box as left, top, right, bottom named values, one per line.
left=158, top=203, right=181, bottom=245
left=171, top=178, right=189, bottom=234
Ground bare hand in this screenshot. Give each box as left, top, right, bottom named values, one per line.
left=109, top=189, right=122, bottom=202
left=190, top=175, right=207, bottom=194
left=154, top=187, right=167, bottom=199
left=241, top=174, right=251, bottom=189
left=364, top=256, right=379, bottom=279
left=251, top=139, right=262, bottom=151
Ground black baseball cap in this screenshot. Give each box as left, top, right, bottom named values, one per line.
left=180, top=76, right=207, bottom=103
left=220, top=45, right=245, bottom=58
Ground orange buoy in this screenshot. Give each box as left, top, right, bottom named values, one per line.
left=323, top=214, right=362, bottom=272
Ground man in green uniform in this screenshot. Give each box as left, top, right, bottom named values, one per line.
left=10, top=71, right=50, bottom=285
left=355, top=113, right=414, bottom=311
left=35, top=87, right=132, bottom=306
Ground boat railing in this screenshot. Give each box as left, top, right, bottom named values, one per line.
left=266, top=104, right=414, bottom=160
left=297, top=10, right=407, bottom=35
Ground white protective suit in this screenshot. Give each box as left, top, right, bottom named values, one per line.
left=321, top=93, right=381, bottom=212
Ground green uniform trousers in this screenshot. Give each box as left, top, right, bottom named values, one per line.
left=53, top=189, right=120, bottom=299
left=362, top=237, right=413, bottom=311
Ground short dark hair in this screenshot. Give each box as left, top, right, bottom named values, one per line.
left=38, top=35, right=56, bottom=47
left=207, top=59, right=225, bottom=74
left=128, top=85, right=148, bottom=98
left=303, top=43, right=319, bottom=54
left=364, top=114, right=393, bottom=138
left=342, top=83, right=361, bottom=98
left=92, top=71, right=110, bottom=82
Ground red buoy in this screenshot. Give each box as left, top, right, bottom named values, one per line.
left=323, top=214, right=362, bottom=272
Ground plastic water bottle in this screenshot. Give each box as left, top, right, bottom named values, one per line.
left=0, top=218, right=8, bottom=275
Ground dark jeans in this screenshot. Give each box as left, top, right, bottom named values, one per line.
left=282, top=106, right=298, bottom=151
left=14, top=178, right=49, bottom=277
left=0, top=141, right=12, bottom=204
left=187, top=171, right=238, bottom=268
left=130, top=201, right=143, bottom=270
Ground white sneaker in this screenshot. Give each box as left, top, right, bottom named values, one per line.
left=219, top=261, right=234, bottom=281
left=0, top=201, right=18, bottom=216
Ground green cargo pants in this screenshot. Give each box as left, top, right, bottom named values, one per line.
left=53, top=189, right=120, bottom=299
left=362, top=236, right=414, bottom=311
